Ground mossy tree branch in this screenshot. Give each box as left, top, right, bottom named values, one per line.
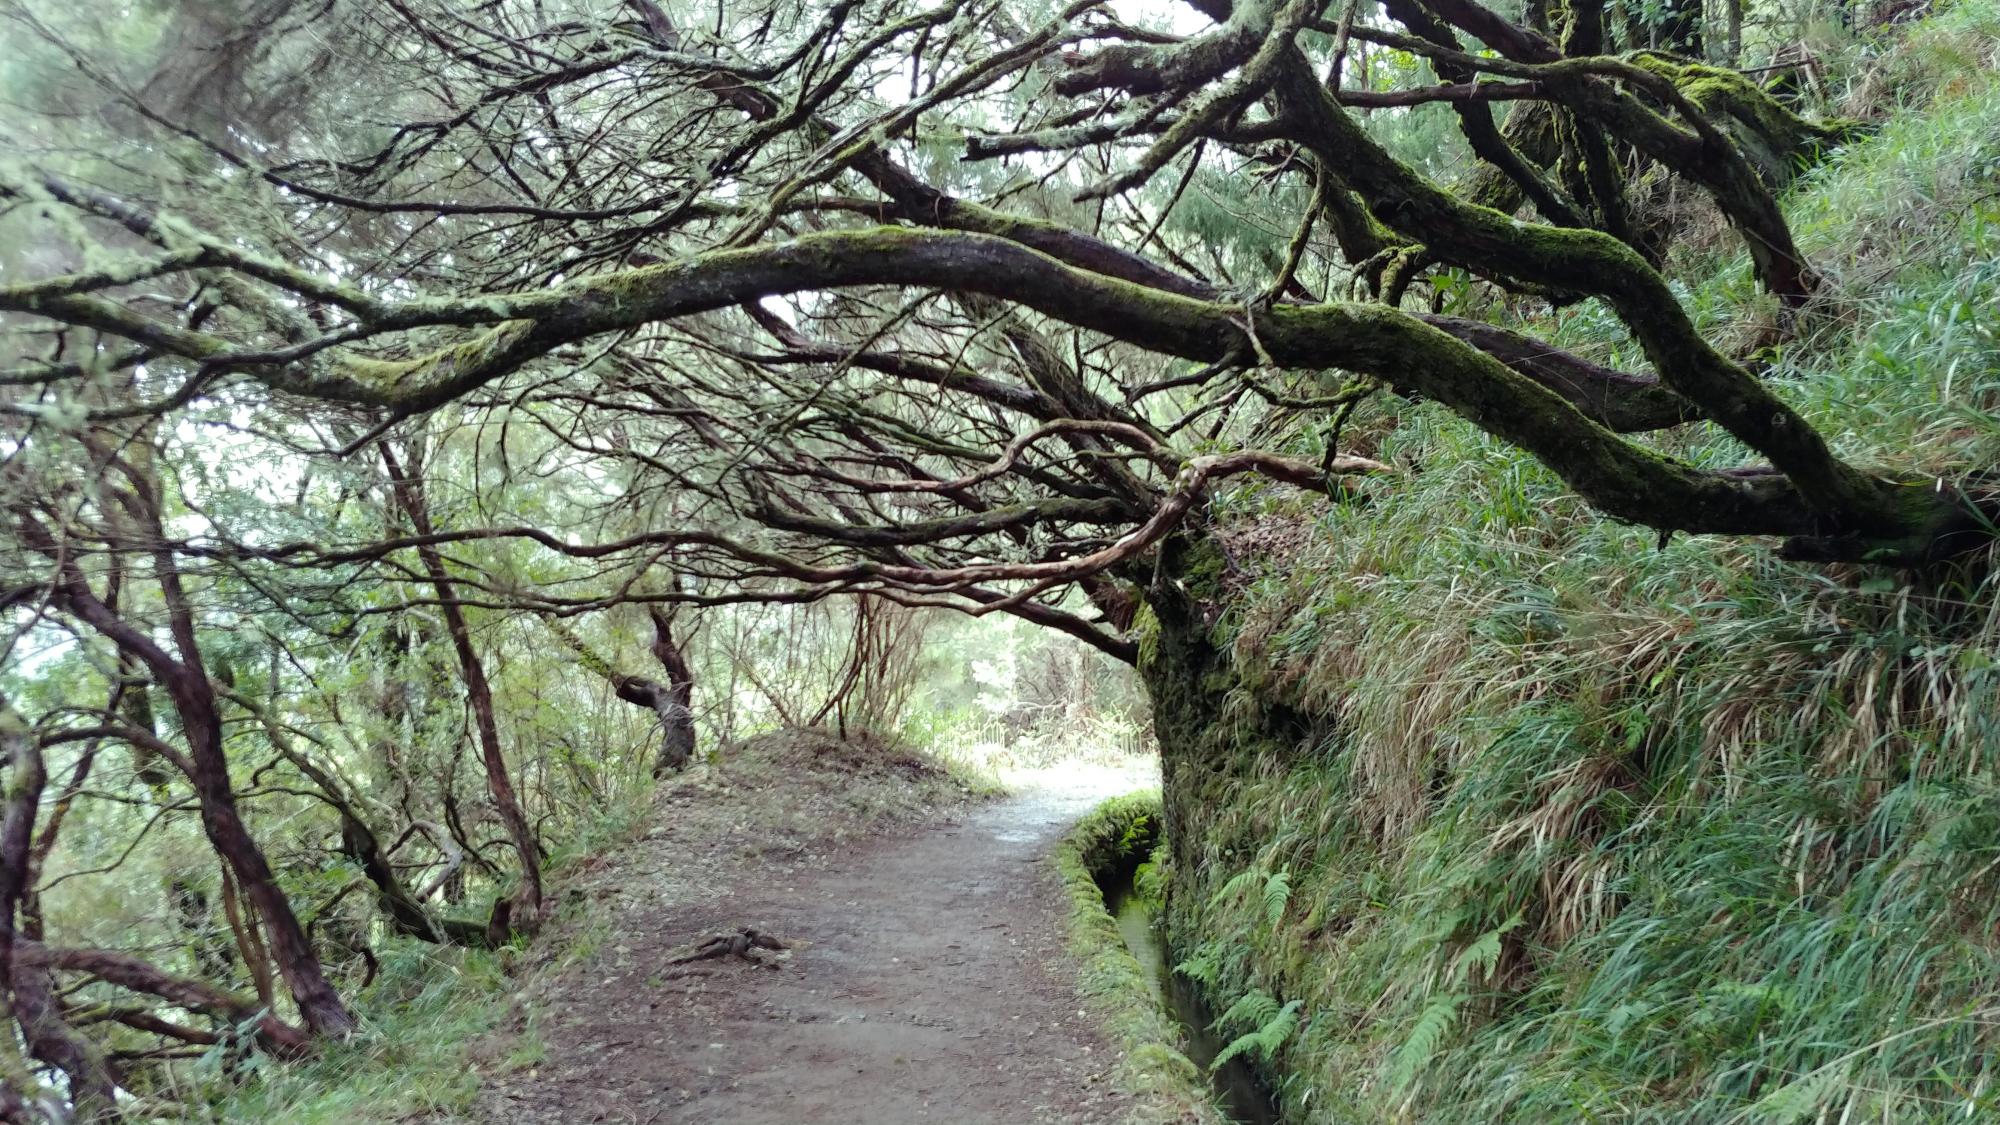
left=9, top=214, right=1965, bottom=561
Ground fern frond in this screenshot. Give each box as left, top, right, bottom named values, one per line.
left=1211, top=999, right=1303, bottom=1071
left=1175, top=946, right=1223, bottom=988
left=1455, top=931, right=1502, bottom=985
left=1453, top=910, right=1525, bottom=984
left=1214, top=866, right=1265, bottom=906
left=1388, top=991, right=1465, bottom=1093
left=1743, top=1062, right=1849, bottom=1122
left=1116, top=813, right=1153, bottom=853
left=1262, top=870, right=1292, bottom=927
left=1212, top=988, right=1282, bottom=1033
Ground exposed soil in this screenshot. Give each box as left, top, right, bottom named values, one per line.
left=468, top=737, right=1155, bottom=1125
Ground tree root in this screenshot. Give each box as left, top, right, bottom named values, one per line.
left=666, top=928, right=789, bottom=970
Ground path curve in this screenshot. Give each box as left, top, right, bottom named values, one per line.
left=475, top=761, right=1154, bottom=1124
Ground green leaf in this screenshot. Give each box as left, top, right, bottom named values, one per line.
left=1214, top=866, right=1264, bottom=906
left=1262, top=870, right=1293, bottom=927
left=1388, top=992, right=1465, bottom=1093
left=1211, top=999, right=1303, bottom=1072
left=1453, top=911, right=1522, bottom=984
left=1744, top=1062, right=1849, bottom=1122
left=1212, top=988, right=1282, bottom=1034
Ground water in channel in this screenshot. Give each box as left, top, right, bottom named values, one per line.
left=1100, top=878, right=1283, bottom=1125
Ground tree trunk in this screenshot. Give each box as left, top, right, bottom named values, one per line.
left=19, top=505, right=356, bottom=1037
left=380, top=445, right=544, bottom=924
left=1136, top=594, right=1226, bottom=878
left=0, top=704, right=81, bottom=1118
left=0, top=701, right=43, bottom=1000
left=145, top=537, right=354, bottom=1036
left=170, top=665, right=351, bottom=1033
left=338, top=815, right=500, bottom=947
left=217, top=864, right=276, bottom=1011
left=543, top=609, right=698, bottom=777
left=647, top=608, right=698, bottom=775
left=0, top=710, right=115, bottom=1111
left=1132, top=535, right=1325, bottom=893
left=13, top=965, right=118, bottom=1119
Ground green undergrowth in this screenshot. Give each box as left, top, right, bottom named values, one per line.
left=189, top=943, right=525, bottom=1123
left=1056, top=794, right=1224, bottom=1125
left=195, top=792, right=669, bottom=1122
left=1167, top=4, right=2000, bottom=1122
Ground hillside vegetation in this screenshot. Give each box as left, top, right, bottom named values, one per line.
left=1159, top=4, right=2000, bottom=1119
left=6, top=0, right=2000, bottom=1119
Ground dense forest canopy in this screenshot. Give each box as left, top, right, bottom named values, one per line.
left=0, top=0, right=1989, bottom=1117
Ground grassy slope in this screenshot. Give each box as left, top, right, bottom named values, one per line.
left=1171, top=6, right=2000, bottom=1121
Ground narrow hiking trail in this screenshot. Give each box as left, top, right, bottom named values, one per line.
left=472, top=754, right=1157, bottom=1124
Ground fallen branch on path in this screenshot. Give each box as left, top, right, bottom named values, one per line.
left=666, top=928, right=789, bottom=970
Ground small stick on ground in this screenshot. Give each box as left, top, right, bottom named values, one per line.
left=666, top=927, right=789, bottom=971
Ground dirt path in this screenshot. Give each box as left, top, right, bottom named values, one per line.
left=473, top=758, right=1155, bottom=1125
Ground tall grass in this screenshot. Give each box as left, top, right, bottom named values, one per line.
left=1170, top=4, right=2000, bottom=1120
left=190, top=944, right=528, bottom=1123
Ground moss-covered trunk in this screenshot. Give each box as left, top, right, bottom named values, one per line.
left=1135, top=539, right=1301, bottom=915
left=1139, top=585, right=1229, bottom=880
